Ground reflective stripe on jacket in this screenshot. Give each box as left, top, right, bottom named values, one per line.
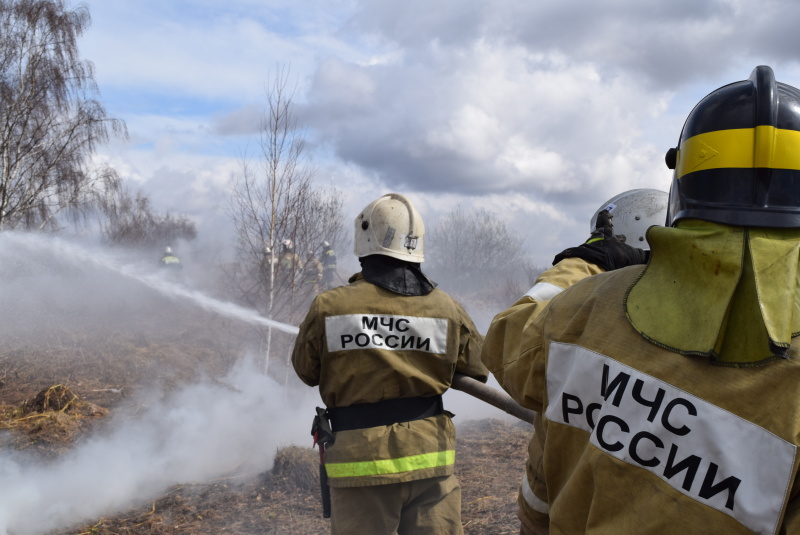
left=292, top=273, right=488, bottom=487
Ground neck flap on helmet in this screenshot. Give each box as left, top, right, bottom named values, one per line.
left=359, top=255, right=436, bottom=296
left=625, top=221, right=800, bottom=367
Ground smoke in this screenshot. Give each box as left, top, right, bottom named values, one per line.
left=0, top=231, right=515, bottom=534
left=0, top=358, right=316, bottom=535
left=0, top=232, right=314, bottom=534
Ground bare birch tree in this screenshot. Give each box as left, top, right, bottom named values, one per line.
left=226, top=65, right=344, bottom=377
left=96, top=181, right=197, bottom=252
left=0, top=0, right=124, bottom=231
left=425, top=205, right=534, bottom=304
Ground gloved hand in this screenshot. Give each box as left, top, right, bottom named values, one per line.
left=552, top=210, right=649, bottom=271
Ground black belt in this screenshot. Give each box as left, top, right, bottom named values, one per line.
left=327, top=395, right=444, bottom=432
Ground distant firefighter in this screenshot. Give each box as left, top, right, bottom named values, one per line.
left=159, top=246, right=182, bottom=269
left=278, top=240, right=302, bottom=274
left=319, top=240, right=337, bottom=290
left=302, top=249, right=323, bottom=293
left=277, top=239, right=301, bottom=283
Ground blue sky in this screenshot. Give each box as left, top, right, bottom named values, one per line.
left=77, top=0, right=800, bottom=265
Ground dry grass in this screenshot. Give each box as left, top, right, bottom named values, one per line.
left=0, top=384, right=108, bottom=459
left=457, top=419, right=530, bottom=534
left=269, top=446, right=321, bottom=495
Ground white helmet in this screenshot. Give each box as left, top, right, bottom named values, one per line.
left=281, top=239, right=293, bottom=250
left=165, top=246, right=173, bottom=254
left=354, top=193, right=425, bottom=262
left=589, top=189, right=668, bottom=250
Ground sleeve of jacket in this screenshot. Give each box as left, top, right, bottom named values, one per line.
left=452, top=301, right=489, bottom=383
left=291, top=296, right=323, bottom=387
left=482, top=257, right=605, bottom=409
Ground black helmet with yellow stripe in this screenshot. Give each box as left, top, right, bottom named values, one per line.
left=665, top=65, right=800, bottom=228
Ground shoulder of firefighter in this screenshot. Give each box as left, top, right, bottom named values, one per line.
left=483, top=207, right=647, bottom=395
left=291, top=276, right=488, bottom=488
left=482, top=256, right=604, bottom=394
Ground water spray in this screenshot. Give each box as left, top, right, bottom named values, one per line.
left=0, top=232, right=299, bottom=336
left=0, top=232, right=532, bottom=423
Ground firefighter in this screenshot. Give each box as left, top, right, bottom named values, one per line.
left=483, top=189, right=665, bottom=534
left=483, top=65, right=800, bottom=535
left=159, top=246, right=182, bottom=269
left=319, top=240, right=338, bottom=290
left=277, top=239, right=300, bottom=285
left=302, top=249, right=323, bottom=293
left=292, top=193, right=488, bottom=535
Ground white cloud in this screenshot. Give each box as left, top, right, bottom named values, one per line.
left=305, top=43, right=673, bottom=208
left=70, top=0, right=800, bottom=265
left=81, top=0, right=364, bottom=103
left=498, top=139, right=571, bottom=191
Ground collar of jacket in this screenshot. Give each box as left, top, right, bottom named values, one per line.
left=625, top=219, right=800, bottom=367
left=354, top=255, right=437, bottom=296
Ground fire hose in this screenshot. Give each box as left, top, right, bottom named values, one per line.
left=451, top=373, right=534, bottom=424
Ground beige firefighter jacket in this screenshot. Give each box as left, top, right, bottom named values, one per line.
left=483, top=257, right=604, bottom=535
left=483, top=260, right=800, bottom=535
left=483, top=257, right=605, bottom=389
left=292, top=273, right=488, bottom=488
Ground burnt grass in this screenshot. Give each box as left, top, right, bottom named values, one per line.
left=0, top=287, right=530, bottom=535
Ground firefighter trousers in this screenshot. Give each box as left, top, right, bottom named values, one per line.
left=329, top=474, right=463, bottom=535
